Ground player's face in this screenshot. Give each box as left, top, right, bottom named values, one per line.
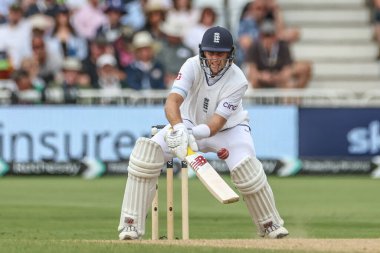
left=204, top=51, right=229, bottom=75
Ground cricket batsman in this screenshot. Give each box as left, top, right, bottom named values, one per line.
left=118, top=26, right=289, bottom=240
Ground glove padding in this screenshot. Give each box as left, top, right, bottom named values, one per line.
left=188, top=134, right=199, bottom=152
left=165, top=123, right=198, bottom=160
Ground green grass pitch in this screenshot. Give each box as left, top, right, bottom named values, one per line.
left=0, top=175, right=379, bottom=253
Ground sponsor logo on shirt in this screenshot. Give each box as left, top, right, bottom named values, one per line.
left=176, top=72, right=182, bottom=80
left=203, top=97, right=209, bottom=113
left=223, top=102, right=238, bottom=111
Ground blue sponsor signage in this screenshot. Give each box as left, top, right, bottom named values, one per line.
left=0, top=106, right=166, bottom=162
left=299, top=108, right=380, bottom=157
left=0, top=105, right=297, bottom=162
left=246, top=105, right=298, bottom=159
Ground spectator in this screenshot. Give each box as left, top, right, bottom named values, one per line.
left=0, top=3, right=32, bottom=68
left=30, top=35, right=63, bottom=85
left=28, top=13, right=67, bottom=86
left=24, top=0, right=61, bottom=18
left=97, top=1, right=135, bottom=69
left=19, top=57, right=46, bottom=92
left=58, top=57, right=89, bottom=104
left=247, top=21, right=312, bottom=89
left=50, top=5, right=88, bottom=60
left=113, top=25, right=135, bottom=68
left=81, top=35, right=114, bottom=88
left=165, top=0, right=199, bottom=32
left=183, top=6, right=217, bottom=55
left=264, top=0, right=300, bottom=43
left=246, top=21, right=294, bottom=88
left=125, top=31, right=165, bottom=90
left=141, top=0, right=168, bottom=40
left=11, top=68, right=45, bottom=104
left=97, top=0, right=128, bottom=44
left=263, top=0, right=312, bottom=90
left=157, top=19, right=193, bottom=86
left=71, top=0, right=108, bottom=40
left=96, top=53, right=126, bottom=92
left=28, top=13, right=54, bottom=37
left=236, top=0, right=266, bottom=66
left=12, top=69, right=34, bottom=91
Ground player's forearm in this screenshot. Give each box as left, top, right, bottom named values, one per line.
left=165, top=93, right=184, bottom=127
left=207, top=114, right=227, bottom=136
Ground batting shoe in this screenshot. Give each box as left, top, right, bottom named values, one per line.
left=264, top=223, right=289, bottom=239
left=118, top=225, right=140, bottom=240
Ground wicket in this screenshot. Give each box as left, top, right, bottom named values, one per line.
left=151, top=125, right=189, bottom=240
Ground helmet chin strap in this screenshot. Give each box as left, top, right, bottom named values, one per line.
left=200, top=57, right=232, bottom=86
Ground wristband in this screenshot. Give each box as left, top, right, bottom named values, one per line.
left=191, top=124, right=211, bottom=139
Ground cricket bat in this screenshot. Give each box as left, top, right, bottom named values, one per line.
left=185, top=147, right=239, bottom=204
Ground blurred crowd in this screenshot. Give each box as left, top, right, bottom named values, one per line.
left=0, top=0, right=313, bottom=104
left=237, top=0, right=312, bottom=89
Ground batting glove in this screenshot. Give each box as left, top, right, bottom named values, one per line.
left=165, top=123, right=189, bottom=160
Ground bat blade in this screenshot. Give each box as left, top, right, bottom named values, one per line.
left=185, top=148, right=239, bottom=204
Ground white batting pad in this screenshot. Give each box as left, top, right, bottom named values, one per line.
left=118, top=138, right=164, bottom=237
left=128, top=138, right=165, bottom=178
left=231, top=156, right=284, bottom=236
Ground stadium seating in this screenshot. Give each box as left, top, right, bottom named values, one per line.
left=279, top=0, right=380, bottom=90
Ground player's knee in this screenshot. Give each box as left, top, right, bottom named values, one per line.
left=128, top=137, right=164, bottom=178
left=230, top=156, right=267, bottom=195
